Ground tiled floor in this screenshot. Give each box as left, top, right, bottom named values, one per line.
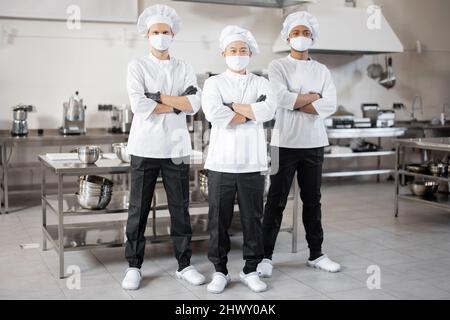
left=1, top=181, right=450, bottom=300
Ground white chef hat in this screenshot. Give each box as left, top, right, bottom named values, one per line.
left=281, top=11, right=319, bottom=44
left=219, top=25, right=260, bottom=55
left=137, top=4, right=182, bottom=36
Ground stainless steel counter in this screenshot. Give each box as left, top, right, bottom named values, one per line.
left=394, top=137, right=450, bottom=217
left=0, top=128, right=128, bottom=214
left=326, top=127, right=406, bottom=139
left=392, top=137, right=450, bottom=152
left=0, top=128, right=128, bottom=146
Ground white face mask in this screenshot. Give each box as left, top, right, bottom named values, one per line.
left=289, top=36, right=313, bottom=52
left=149, top=34, right=173, bottom=51
left=225, top=55, right=250, bottom=72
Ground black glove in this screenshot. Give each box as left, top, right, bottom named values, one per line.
left=256, top=94, right=267, bottom=102
left=245, top=95, right=267, bottom=121
left=144, top=91, right=161, bottom=104
left=223, top=102, right=234, bottom=110
left=181, top=85, right=198, bottom=96
left=172, top=86, right=198, bottom=114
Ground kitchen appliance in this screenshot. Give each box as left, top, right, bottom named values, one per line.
left=271, top=6, right=403, bottom=54
left=361, top=103, right=380, bottom=127
left=11, top=104, right=34, bottom=137
left=330, top=105, right=354, bottom=128
left=112, top=143, right=131, bottom=163
left=118, top=105, right=133, bottom=133
left=377, top=110, right=396, bottom=127
left=332, top=116, right=354, bottom=129
left=353, top=118, right=372, bottom=128
left=59, top=91, right=86, bottom=135
left=99, top=104, right=133, bottom=133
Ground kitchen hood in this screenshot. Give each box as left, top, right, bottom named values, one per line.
left=171, top=0, right=312, bottom=8
left=273, top=7, right=404, bottom=54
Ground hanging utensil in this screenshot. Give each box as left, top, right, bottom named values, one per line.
left=366, top=56, right=383, bottom=79
left=379, top=56, right=396, bottom=89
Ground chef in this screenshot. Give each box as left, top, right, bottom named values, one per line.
left=121, top=4, right=205, bottom=290
left=257, top=11, right=341, bottom=278
left=202, top=25, right=276, bottom=294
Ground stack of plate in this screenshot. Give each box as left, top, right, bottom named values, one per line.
left=77, top=175, right=113, bottom=210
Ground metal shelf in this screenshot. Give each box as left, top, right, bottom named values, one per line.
left=324, top=150, right=395, bottom=159
left=43, top=216, right=293, bottom=251
left=398, top=193, right=450, bottom=212
left=323, top=168, right=393, bottom=178
left=327, top=127, right=406, bottom=139
left=43, top=191, right=130, bottom=216
left=0, top=162, right=41, bottom=170
left=398, top=170, right=450, bottom=183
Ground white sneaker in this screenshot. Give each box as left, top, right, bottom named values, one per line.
left=239, top=271, right=268, bottom=293
left=207, top=272, right=231, bottom=294
left=121, top=267, right=142, bottom=290
left=176, top=265, right=206, bottom=286
left=257, top=259, right=273, bottom=278
left=307, top=254, right=341, bottom=273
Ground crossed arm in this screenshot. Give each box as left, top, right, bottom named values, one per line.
left=293, top=93, right=322, bottom=115
left=156, top=95, right=193, bottom=114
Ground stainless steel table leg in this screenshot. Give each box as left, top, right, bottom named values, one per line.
left=292, top=173, right=299, bottom=253
left=377, top=137, right=381, bottom=183
left=394, top=144, right=400, bottom=217
left=1, top=144, right=9, bottom=214
left=42, top=164, right=47, bottom=251
left=58, top=174, right=65, bottom=278
left=0, top=144, right=4, bottom=215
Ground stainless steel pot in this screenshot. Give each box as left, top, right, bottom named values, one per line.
left=428, top=163, right=446, bottom=176
left=410, top=181, right=439, bottom=197
left=112, top=143, right=131, bottom=163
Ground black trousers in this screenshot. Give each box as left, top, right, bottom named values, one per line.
left=207, top=171, right=265, bottom=274
left=263, top=147, right=325, bottom=259
left=125, top=155, right=192, bottom=269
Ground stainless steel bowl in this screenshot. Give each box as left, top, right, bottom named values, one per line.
left=77, top=175, right=114, bottom=209
left=410, top=181, right=439, bottom=197
left=76, top=192, right=112, bottom=210
left=199, top=171, right=208, bottom=200
left=112, top=143, right=131, bottom=163
left=76, top=146, right=101, bottom=164
left=79, top=175, right=114, bottom=187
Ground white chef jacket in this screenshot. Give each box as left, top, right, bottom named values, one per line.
left=126, top=53, right=201, bottom=158
left=269, top=55, right=337, bottom=149
left=202, top=69, right=276, bottom=173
